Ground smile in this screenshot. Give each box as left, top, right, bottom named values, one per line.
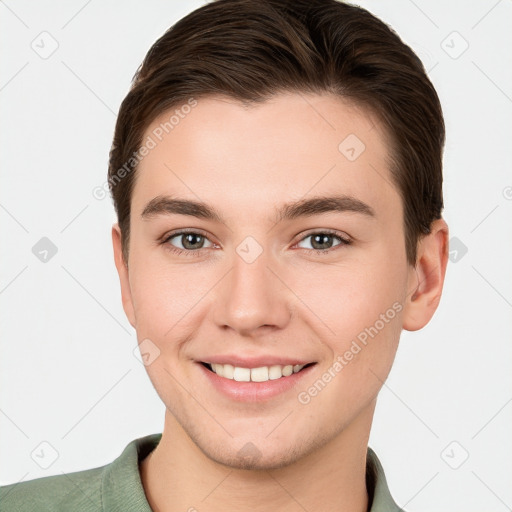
left=201, top=362, right=314, bottom=382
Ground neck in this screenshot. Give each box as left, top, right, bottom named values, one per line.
left=141, top=403, right=375, bottom=512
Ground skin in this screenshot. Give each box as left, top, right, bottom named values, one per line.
left=112, top=92, right=449, bottom=512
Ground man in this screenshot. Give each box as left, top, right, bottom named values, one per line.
left=0, top=0, right=448, bottom=510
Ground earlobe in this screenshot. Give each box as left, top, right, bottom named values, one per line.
left=111, top=223, right=136, bottom=328
left=402, top=219, right=449, bottom=331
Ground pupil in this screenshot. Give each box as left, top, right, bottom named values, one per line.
left=184, top=234, right=203, bottom=249
left=313, top=234, right=332, bottom=250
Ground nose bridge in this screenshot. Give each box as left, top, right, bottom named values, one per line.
left=214, top=237, right=291, bottom=334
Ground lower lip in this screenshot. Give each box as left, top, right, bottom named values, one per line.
left=197, top=363, right=316, bottom=402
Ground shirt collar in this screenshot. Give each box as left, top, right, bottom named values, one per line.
left=366, top=446, right=403, bottom=511
left=102, top=434, right=402, bottom=512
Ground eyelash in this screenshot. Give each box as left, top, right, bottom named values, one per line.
left=160, top=229, right=352, bottom=258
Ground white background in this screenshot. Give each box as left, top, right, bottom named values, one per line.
left=1, top=1, right=511, bottom=510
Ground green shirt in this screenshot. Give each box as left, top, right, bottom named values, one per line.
left=0, top=434, right=403, bottom=511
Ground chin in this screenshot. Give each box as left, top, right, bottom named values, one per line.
left=193, top=429, right=332, bottom=471
left=205, top=444, right=302, bottom=471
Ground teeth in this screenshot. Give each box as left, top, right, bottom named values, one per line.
left=223, top=364, right=234, bottom=379
left=282, top=365, right=293, bottom=377
left=212, top=363, right=224, bottom=377
left=208, top=363, right=306, bottom=382
left=269, top=365, right=282, bottom=380
left=233, top=367, right=250, bottom=382
left=250, top=366, right=269, bottom=382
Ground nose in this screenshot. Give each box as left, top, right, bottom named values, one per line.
left=213, top=246, right=292, bottom=337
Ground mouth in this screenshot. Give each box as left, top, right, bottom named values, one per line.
left=200, top=361, right=316, bottom=383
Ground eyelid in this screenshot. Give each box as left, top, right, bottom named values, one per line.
left=161, top=226, right=354, bottom=259
left=162, top=227, right=214, bottom=243
left=292, top=229, right=352, bottom=251
left=293, top=228, right=351, bottom=244
left=161, top=228, right=218, bottom=256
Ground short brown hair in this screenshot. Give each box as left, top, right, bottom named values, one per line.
left=108, top=0, right=445, bottom=265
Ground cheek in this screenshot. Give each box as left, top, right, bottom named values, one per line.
left=293, top=252, right=406, bottom=341
left=289, top=247, right=407, bottom=393
left=128, top=250, right=210, bottom=338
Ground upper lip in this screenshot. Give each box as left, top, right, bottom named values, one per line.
left=198, top=355, right=315, bottom=367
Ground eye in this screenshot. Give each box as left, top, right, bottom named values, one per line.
left=296, top=230, right=351, bottom=253
left=161, top=229, right=351, bottom=257
left=162, top=230, right=215, bottom=256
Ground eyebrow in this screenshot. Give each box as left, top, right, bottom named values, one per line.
left=140, top=194, right=376, bottom=223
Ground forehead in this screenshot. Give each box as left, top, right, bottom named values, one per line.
left=132, top=92, right=400, bottom=224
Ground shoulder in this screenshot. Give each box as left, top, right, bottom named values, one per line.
left=0, top=433, right=161, bottom=512
left=366, top=447, right=405, bottom=512
left=0, top=466, right=104, bottom=512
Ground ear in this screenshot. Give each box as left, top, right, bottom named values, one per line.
left=402, top=218, right=449, bottom=331
left=112, top=223, right=136, bottom=328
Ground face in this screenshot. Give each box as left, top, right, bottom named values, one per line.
left=114, top=92, right=418, bottom=469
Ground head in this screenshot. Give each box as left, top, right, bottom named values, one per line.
left=110, top=0, right=448, bottom=469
